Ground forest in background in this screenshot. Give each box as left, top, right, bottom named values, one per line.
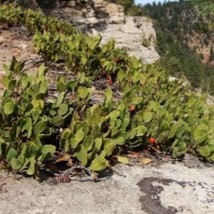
left=141, top=1, right=214, bottom=94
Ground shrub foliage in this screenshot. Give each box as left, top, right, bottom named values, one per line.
left=0, top=3, right=214, bottom=175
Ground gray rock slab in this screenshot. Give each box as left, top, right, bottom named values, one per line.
left=0, top=155, right=213, bottom=214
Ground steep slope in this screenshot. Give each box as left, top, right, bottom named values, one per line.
left=51, top=0, right=159, bottom=63
left=142, top=1, right=214, bottom=93
left=27, top=0, right=160, bottom=64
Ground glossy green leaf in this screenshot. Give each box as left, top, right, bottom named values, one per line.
left=39, top=80, right=48, bottom=94
left=76, top=145, right=88, bottom=166
left=56, top=92, right=65, bottom=107
left=58, top=103, right=68, bottom=116
left=197, top=145, right=211, bottom=157
left=6, top=148, right=17, bottom=162
left=31, top=99, right=44, bottom=109
left=34, top=120, right=47, bottom=135
left=37, top=63, right=47, bottom=79
left=193, top=129, right=208, bottom=145
left=28, top=141, right=41, bottom=157
left=26, top=157, right=36, bottom=175
left=75, top=129, right=85, bottom=144
left=113, top=136, right=126, bottom=145
left=77, top=87, right=89, bottom=99
left=102, top=140, right=116, bottom=157
left=94, top=138, right=102, bottom=152
left=10, top=157, right=23, bottom=170
left=89, top=156, right=109, bottom=171
left=51, top=116, right=64, bottom=126
left=136, top=125, right=147, bottom=137
left=41, top=145, right=55, bottom=157
left=143, top=111, right=153, bottom=123
left=3, top=98, right=16, bottom=115
left=20, top=74, right=29, bottom=89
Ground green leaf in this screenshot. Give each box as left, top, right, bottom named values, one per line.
left=26, top=157, right=36, bottom=175
left=109, top=110, right=120, bottom=120
left=90, top=104, right=102, bottom=116
left=176, top=125, right=186, bottom=138
left=27, top=141, right=41, bottom=157
left=39, top=80, right=48, bottom=94
left=0, top=76, right=9, bottom=88
left=208, top=141, right=214, bottom=152
left=34, top=120, right=47, bottom=135
left=6, top=148, right=17, bottom=162
left=10, top=157, right=23, bottom=170
left=8, top=79, right=16, bottom=90
left=75, top=129, right=85, bottom=144
left=172, top=147, right=186, bottom=158
left=37, top=64, right=47, bottom=79
left=0, top=139, right=4, bottom=156
left=22, top=118, right=33, bottom=138
left=58, top=103, right=68, bottom=116
left=50, top=116, right=64, bottom=126
left=94, top=138, right=102, bottom=152
left=113, top=136, right=126, bottom=145
left=77, top=87, right=90, bottom=99
left=82, top=135, right=94, bottom=152
left=160, top=121, right=170, bottom=131
left=136, top=125, right=147, bottom=137
left=117, top=70, right=126, bottom=81
left=31, top=99, right=44, bottom=109
left=3, top=98, right=16, bottom=115
left=89, top=156, right=109, bottom=171
left=57, top=80, right=66, bottom=92
left=102, top=140, right=116, bottom=157
left=41, top=145, right=55, bottom=155
left=193, top=129, right=208, bottom=145
left=143, top=111, right=153, bottom=123
left=130, top=128, right=137, bottom=139
left=197, top=145, right=211, bottom=157
left=76, top=145, right=88, bottom=166
left=56, top=92, right=65, bottom=107
left=38, top=144, right=55, bottom=162
left=117, top=156, right=129, bottom=164
left=31, top=109, right=40, bottom=123
left=22, top=118, right=32, bottom=131
left=20, top=74, right=29, bottom=89
left=105, top=88, right=113, bottom=105
left=209, top=153, right=214, bottom=161
left=70, top=138, right=79, bottom=150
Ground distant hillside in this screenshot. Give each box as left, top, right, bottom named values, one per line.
left=142, top=1, right=214, bottom=94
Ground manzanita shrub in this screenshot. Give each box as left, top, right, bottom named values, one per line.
left=0, top=3, right=214, bottom=176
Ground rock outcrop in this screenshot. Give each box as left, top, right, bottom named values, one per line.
left=95, top=16, right=160, bottom=64
left=38, top=0, right=160, bottom=64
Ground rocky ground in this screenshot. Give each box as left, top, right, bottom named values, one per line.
left=0, top=154, right=214, bottom=214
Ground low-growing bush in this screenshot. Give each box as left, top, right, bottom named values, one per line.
left=0, top=3, right=213, bottom=176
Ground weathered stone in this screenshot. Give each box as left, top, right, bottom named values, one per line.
left=49, top=0, right=160, bottom=64
left=97, top=16, right=160, bottom=64
left=87, top=17, right=99, bottom=25
left=105, top=3, right=121, bottom=14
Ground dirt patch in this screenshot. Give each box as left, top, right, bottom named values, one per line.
left=0, top=25, right=40, bottom=95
